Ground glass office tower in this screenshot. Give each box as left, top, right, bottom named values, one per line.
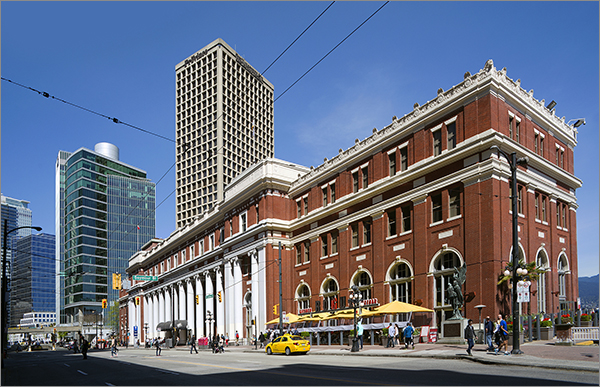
left=1, top=194, right=33, bottom=326
left=11, top=233, right=56, bottom=327
left=56, top=143, right=155, bottom=325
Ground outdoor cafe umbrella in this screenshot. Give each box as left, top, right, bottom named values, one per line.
left=371, top=300, right=433, bottom=315
left=264, top=312, right=302, bottom=325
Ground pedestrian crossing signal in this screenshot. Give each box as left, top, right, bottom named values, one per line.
left=102, top=299, right=107, bottom=309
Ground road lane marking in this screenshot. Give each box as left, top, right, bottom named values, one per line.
left=77, top=370, right=88, bottom=375
left=159, top=370, right=179, bottom=375
left=64, top=363, right=71, bottom=367
left=152, top=358, right=392, bottom=385
left=105, top=383, right=114, bottom=386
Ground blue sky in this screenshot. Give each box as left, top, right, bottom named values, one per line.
left=2, top=1, right=598, bottom=277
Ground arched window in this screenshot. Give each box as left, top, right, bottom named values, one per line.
left=296, top=284, right=311, bottom=311
left=433, top=251, right=461, bottom=308
left=322, top=278, right=339, bottom=311
left=558, top=254, right=569, bottom=299
left=389, top=262, right=412, bottom=303
left=536, top=250, right=549, bottom=313
left=352, top=270, right=372, bottom=300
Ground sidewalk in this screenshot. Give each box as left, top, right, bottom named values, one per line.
left=222, top=340, right=599, bottom=373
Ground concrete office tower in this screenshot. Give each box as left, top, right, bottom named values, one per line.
left=55, top=143, right=156, bottom=325
left=11, top=233, right=55, bottom=327
left=1, top=194, right=33, bottom=326
left=175, top=38, right=274, bottom=228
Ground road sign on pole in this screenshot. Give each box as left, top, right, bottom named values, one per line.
left=132, top=275, right=158, bottom=281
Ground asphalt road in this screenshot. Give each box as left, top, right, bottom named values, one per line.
left=2, top=348, right=597, bottom=386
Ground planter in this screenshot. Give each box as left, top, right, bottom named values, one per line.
left=580, top=320, right=593, bottom=327
left=539, top=326, right=554, bottom=340
left=555, top=324, right=573, bottom=344
left=507, top=332, right=524, bottom=346
left=380, top=337, right=389, bottom=347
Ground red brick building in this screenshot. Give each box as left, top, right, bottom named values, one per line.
left=123, top=60, right=580, bottom=343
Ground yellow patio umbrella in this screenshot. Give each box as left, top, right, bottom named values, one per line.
left=371, top=300, right=433, bottom=315
left=264, top=312, right=302, bottom=325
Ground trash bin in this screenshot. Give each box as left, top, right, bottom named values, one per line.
left=166, top=338, right=172, bottom=348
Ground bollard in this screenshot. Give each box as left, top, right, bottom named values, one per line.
left=528, top=315, right=533, bottom=342
left=535, top=316, right=541, bottom=341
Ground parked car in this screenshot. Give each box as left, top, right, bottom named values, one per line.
left=265, top=334, right=310, bottom=355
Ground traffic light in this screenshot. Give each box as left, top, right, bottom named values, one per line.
left=218, top=291, right=222, bottom=303
left=195, top=295, right=199, bottom=304
left=273, top=304, right=279, bottom=316
left=102, top=299, right=107, bottom=309
left=135, top=296, right=140, bottom=306
left=112, top=273, right=122, bottom=290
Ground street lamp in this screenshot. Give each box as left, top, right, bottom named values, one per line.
left=205, top=311, right=214, bottom=340
left=349, top=285, right=363, bottom=352
left=490, top=145, right=528, bottom=354
left=2, top=219, right=42, bottom=368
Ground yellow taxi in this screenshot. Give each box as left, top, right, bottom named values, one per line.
left=265, top=334, right=310, bottom=355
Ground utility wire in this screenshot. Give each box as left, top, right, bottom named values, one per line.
left=1, top=77, right=175, bottom=144
left=275, top=1, right=389, bottom=102
left=261, top=1, right=335, bottom=75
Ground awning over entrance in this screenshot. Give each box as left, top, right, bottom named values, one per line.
left=156, top=320, right=188, bottom=331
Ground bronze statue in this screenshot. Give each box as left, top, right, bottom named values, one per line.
left=447, top=263, right=467, bottom=320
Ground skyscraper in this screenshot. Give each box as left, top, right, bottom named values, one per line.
left=56, top=142, right=156, bottom=325
left=11, top=233, right=55, bottom=327
left=175, top=38, right=274, bottom=228
left=1, top=194, right=33, bottom=326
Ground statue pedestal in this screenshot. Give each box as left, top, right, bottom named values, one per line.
left=436, top=319, right=468, bottom=344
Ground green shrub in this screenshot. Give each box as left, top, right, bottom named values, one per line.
left=540, top=318, right=552, bottom=327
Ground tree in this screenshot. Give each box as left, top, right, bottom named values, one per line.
left=106, top=300, right=120, bottom=336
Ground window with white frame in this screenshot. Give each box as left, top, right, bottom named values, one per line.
left=558, top=255, right=569, bottom=298
left=447, top=121, right=456, bottom=150
left=536, top=251, right=549, bottom=313
left=297, top=284, right=310, bottom=311
left=304, top=241, right=310, bottom=263
left=401, top=205, right=412, bottom=233
left=331, top=230, right=338, bottom=254
left=387, top=209, right=396, bottom=237
left=433, top=128, right=442, bottom=156
left=433, top=251, right=460, bottom=307
left=389, top=262, right=412, bottom=303
left=321, top=234, right=328, bottom=257
left=352, top=271, right=372, bottom=300
left=432, top=193, right=443, bottom=223
left=322, top=278, right=338, bottom=310
left=362, top=165, right=369, bottom=189
left=449, top=188, right=461, bottom=218
left=330, top=182, right=336, bottom=203
left=240, top=212, right=247, bottom=232
left=362, top=220, right=371, bottom=245
left=388, top=150, right=396, bottom=176
left=352, top=170, right=359, bottom=193
left=400, top=145, right=408, bottom=171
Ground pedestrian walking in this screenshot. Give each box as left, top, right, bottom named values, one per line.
left=484, top=316, right=494, bottom=351
left=495, top=314, right=510, bottom=355
left=403, top=322, right=415, bottom=349
left=357, top=319, right=364, bottom=350
left=111, top=337, right=118, bottom=357
left=387, top=324, right=395, bottom=348
left=464, top=319, right=475, bottom=355
left=81, top=338, right=89, bottom=360
left=154, top=337, right=161, bottom=356
left=259, top=332, right=265, bottom=349
left=235, top=330, right=239, bottom=346
left=190, top=334, right=198, bottom=354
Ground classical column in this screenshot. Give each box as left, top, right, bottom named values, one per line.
left=143, top=295, right=149, bottom=341
left=224, top=259, right=234, bottom=337
left=153, top=292, right=159, bottom=337
left=173, top=283, right=179, bottom=321
left=196, top=275, right=205, bottom=337
left=179, top=281, right=187, bottom=322
left=204, top=272, right=213, bottom=337
left=233, top=258, right=244, bottom=340
left=147, top=293, right=154, bottom=338
left=158, top=290, right=165, bottom=325
left=165, top=286, right=172, bottom=322
left=251, top=250, right=259, bottom=331
left=128, top=298, right=135, bottom=345
left=215, top=267, right=225, bottom=336
left=186, top=278, right=195, bottom=336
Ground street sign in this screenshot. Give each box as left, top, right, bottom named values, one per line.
left=517, top=280, right=531, bottom=303
left=282, top=311, right=289, bottom=323
left=132, top=275, right=158, bottom=281
left=133, top=326, right=138, bottom=338
left=205, top=294, right=214, bottom=299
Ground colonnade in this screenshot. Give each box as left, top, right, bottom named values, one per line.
left=127, top=247, right=267, bottom=344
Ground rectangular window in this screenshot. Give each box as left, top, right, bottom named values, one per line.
left=433, top=129, right=442, bottom=156
left=562, top=204, right=567, bottom=228
left=351, top=224, right=359, bottom=248
left=330, top=183, right=336, bottom=203
left=401, top=205, right=412, bottom=232
left=389, top=151, right=396, bottom=176
left=560, top=150, right=564, bottom=169
left=387, top=210, right=397, bottom=237
left=303, top=197, right=308, bottom=216
left=542, top=196, right=547, bottom=222
left=256, top=204, right=260, bottom=224
left=209, top=234, right=214, bottom=250
left=296, top=245, right=302, bottom=265
left=362, top=166, right=368, bottom=189
left=540, top=136, right=544, bottom=157
left=517, top=186, right=523, bottom=215
left=509, top=116, right=514, bottom=139
left=515, top=120, right=520, bottom=143
left=363, top=220, right=371, bottom=245
left=331, top=231, right=338, bottom=254
left=241, top=213, right=247, bottom=232
left=352, top=171, right=359, bottom=193
left=199, top=240, right=204, bottom=256
left=432, top=193, right=443, bottom=223
left=535, top=193, right=540, bottom=220
left=297, top=201, right=301, bottom=218
left=449, top=188, right=461, bottom=218
left=447, top=122, right=456, bottom=150
left=321, top=235, right=328, bottom=257
left=304, top=241, right=310, bottom=263
left=400, top=146, right=408, bottom=171
left=322, top=187, right=328, bottom=207
left=534, top=133, right=539, bottom=154
left=556, top=147, right=560, bottom=165
left=556, top=201, right=560, bottom=226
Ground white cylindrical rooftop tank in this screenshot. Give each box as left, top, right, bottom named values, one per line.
left=94, top=142, right=119, bottom=160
